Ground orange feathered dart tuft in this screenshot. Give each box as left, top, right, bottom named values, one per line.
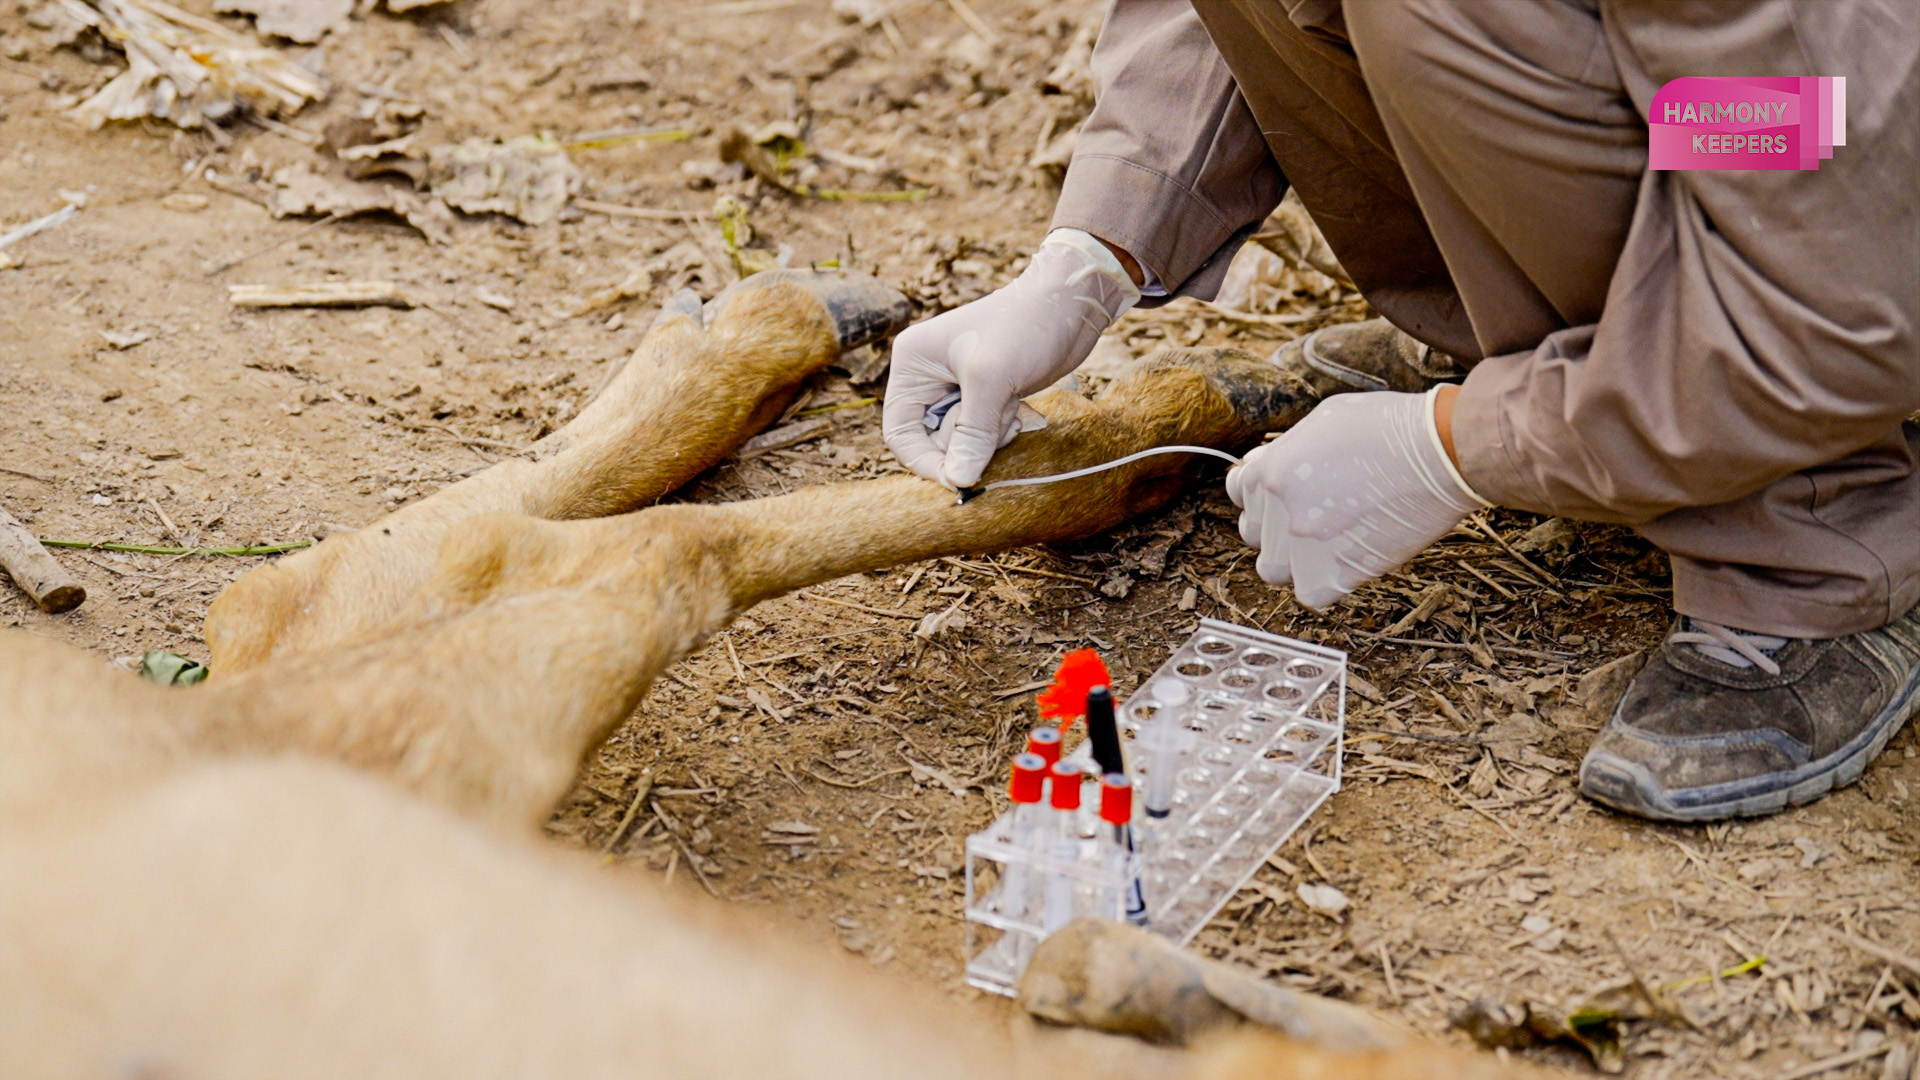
left=1036, top=648, right=1110, bottom=728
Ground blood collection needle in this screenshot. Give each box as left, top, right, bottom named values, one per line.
left=955, top=446, right=1243, bottom=504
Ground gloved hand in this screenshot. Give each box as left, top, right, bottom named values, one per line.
left=1225, top=388, right=1488, bottom=609
left=883, top=229, right=1140, bottom=488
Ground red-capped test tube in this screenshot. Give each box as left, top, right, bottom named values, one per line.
left=1003, top=752, right=1050, bottom=920
left=1043, top=761, right=1086, bottom=931
left=1009, top=752, right=1049, bottom=846
left=1025, top=726, right=1063, bottom=767
left=1049, top=760, right=1083, bottom=821
left=1099, top=773, right=1149, bottom=927
left=1010, top=750, right=1047, bottom=795
left=1098, top=772, right=1132, bottom=833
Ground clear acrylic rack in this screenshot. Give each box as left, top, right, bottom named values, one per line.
left=964, top=619, right=1346, bottom=996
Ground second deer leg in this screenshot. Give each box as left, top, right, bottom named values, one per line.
left=204, top=271, right=908, bottom=675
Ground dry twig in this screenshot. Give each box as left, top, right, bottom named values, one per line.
left=0, top=506, right=85, bottom=612
left=1828, top=927, right=1920, bottom=980
left=600, top=771, right=655, bottom=855
left=229, top=281, right=412, bottom=309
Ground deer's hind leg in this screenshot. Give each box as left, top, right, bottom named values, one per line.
left=204, top=270, right=908, bottom=675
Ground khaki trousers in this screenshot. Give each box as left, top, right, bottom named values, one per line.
left=1166, top=0, right=1920, bottom=637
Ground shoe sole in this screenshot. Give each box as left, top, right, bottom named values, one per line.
left=1579, top=662, right=1920, bottom=822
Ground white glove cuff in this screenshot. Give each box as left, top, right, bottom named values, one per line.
left=1042, top=228, right=1143, bottom=314
left=1423, top=386, right=1493, bottom=508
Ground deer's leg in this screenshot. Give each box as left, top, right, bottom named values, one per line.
left=715, top=347, right=1320, bottom=606
left=203, top=270, right=909, bottom=674
left=184, top=347, right=1319, bottom=828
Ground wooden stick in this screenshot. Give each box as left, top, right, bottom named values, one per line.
left=1468, top=515, right=1562, bottom=589
left=145, top=497, right=185, bottom=548
left=599, top=771, right=654, bottom=855
left=228, top=281, right=413, bottom=309
left=205, top=212, right=344, bottom=278
left=653, top=799, right=719, bottom=898
left=798, top=590, right=918, bottom=619
left=574, top=199, right=702, bottom=222
left=943, top=0, right=996, bottom=42
left=1776, top=1043, right=1890, bottom=1080
left=1348, top=629, right=1571, bottom=661
left=774, top=0, right=924, bottom=69
left=1377, top=941, right=1402, bottom=1004
left=737, top=417, right=832, bottom=458
left=0, top=505, right=85, bottom=612
left=1828, top=927, right=1920, bottom=980
left=0, top=465, right=57, bottom=484
left=688, top=0, right=806, bottom=16
left=0, top=204, right=79, bottom=252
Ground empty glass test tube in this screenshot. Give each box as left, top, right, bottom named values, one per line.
left=1042, top=761, right=1085, bottom=932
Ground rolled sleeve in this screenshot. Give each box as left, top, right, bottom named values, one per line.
left=1050, top=0, right=1286, bottom=303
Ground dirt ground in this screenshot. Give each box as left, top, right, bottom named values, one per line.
left=2, top=1, right=1916, bottom=1076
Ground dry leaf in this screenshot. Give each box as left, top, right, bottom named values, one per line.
left=266, top=162, right=453, bottom=244
left=59, top=0, right=328, bottom=130
left=915, top=605, right=969, bottom=639
left=426, top=137, right=582, bottom=226
left=213, top=0, right=352, bottom=43
left=1296, top=882, right=1349, bottom=917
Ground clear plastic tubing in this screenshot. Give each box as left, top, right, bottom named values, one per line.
left=1043, top=761, right=1085, bottom=933
left=1004, top=752, right=1049, bottom=919
left=1099, top=772, right=1149, bottom=927
left=958, top=446, right=1244, bottom=503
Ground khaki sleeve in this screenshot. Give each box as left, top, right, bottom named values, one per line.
left=1050, top=0, right=1286, bottom=304
left=1452, top=166, right=1920, bottom=525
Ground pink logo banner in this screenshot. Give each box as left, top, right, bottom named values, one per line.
left=1648, top=76, right=1847, bottom=171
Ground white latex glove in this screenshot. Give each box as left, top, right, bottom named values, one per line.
left=1225, top=388, right=1490, bottom=609
left=883, top=228, right=1140, bottom=488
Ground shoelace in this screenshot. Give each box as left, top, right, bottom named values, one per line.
left=1670, top=619, right=1787, bottom=676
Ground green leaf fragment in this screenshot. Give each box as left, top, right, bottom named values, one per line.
left=140, top=649, right=208, bottom=686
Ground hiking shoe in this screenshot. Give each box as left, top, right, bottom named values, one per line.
left=1268, top=317, right=1465, bottom=397
left=1579, top=609, right=1920, bottom=821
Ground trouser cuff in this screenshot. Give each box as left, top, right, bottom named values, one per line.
left=1671, top=560, right=1920, bottom=639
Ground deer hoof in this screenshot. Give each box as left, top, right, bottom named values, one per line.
left=705, top=269, right=912, bottom=351
left=1268, top=318, right=1465, bottom=397
left=648, top=287, right=705, bottom=331
left=1147, top=346, right=1319, bottom=436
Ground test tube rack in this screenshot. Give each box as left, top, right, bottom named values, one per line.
left=963, top=618, right=1346, bottom=996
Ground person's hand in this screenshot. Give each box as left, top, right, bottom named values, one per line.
left=883, top=230, right=1140, bottom=489
left=1225, top=388, right=1487, bottom=609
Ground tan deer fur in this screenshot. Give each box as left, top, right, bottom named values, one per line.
left=0, top=272, right=1552, bottom=1079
